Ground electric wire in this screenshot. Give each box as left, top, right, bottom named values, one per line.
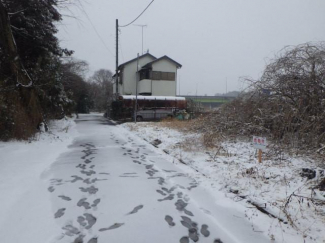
left=78, top=6, right=115, bottom=57
left=119, top=0, right=155, bottom=28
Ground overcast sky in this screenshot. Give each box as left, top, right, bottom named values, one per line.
left=57, top=0, right=325, bottom=95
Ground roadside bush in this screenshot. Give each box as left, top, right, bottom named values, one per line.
left=191, top=43, right=325, bottom=157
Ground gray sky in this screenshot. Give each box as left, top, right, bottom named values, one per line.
left=57, top=0, right=325, bottom=95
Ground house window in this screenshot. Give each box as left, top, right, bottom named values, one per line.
left=152, top=71, right=161, bottom=80
left=140, top=71, right=145, bottom=80
left=151, top=71, right=176, bottom=81
left=139, top=69, right=151, bottom=80
left=161, top=72, right=168, bottom=80
left=167, top=72, right=175, bottom=81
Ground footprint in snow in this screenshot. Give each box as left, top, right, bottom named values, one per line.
left=76, top=164, right=86, bottom=169
left=87, top=237, right=98, bottom=243
left=184, top=208, right=194, bottom=216
left=175, top=199, right=188, bottom=211
left=179, top=236, right=189, bottom=243
left=71, top=175, right=83, bottom=183
left=165, top=215, right=175, bottom=226
left=99, top=223, right=124, bottom=231
left=77, top=216, right=87, bottom=227
left=84, top=213, right=96, bottom=229
left=158, top=194, right=174, bottom=202
left=180, top=216, right=197, bottom=229
left=146, top=165, right=153, bottom=170
left=80, top=170, right=96, bottom=176
left=54, top=208, right=66, bottom=218
left=200, top=224, right=210, bottom=237
left=188, top=228, right=199, bottom=242
left=99, top=172, right=110, bottom=175
left=77, top=198, right=91, bottom=209
left=163, top=169, right=177, bottom=173
left=156, top=190, right=167, bottom=196
left=73, top=235, right=85, bottom=243
left=48, top=186, right=55, bottom=192
left=79, top=186, right=98, bottom=194
left=63, top=224, right=80, bottom=236
left=200, top=208, right=211, bottom=215
left=214, top=239, right=224, bottom=243
left=58, top=195, right=72, bottom=201
left=127, top=205, right=144, bottom=215
left=92, top=198, right=101, bottom=207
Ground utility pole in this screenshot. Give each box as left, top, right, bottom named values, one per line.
left=135, top=53, right=139, bottom=123
left=115, top=19, right=119, bottom=95
left=226, top=77, right=228, bottom=96
left=134, top=24, right=147, bottom=55
left=178, top=74, right=181, bottom=96
left=195, top=83, right=198, bottom=112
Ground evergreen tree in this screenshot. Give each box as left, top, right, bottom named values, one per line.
left=0, top=0, right=72, bottom=140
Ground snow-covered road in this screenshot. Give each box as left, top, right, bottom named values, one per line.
left=1, top=114, right=272, bottom=243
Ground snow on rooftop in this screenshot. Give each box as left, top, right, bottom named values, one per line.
left=121, top=95, right=186, bottom=101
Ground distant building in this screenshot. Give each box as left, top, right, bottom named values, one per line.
left=113, top=53, right=182, bottom=96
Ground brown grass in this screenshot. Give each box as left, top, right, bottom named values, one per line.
left=0, top=89, right=42, bottom=141
left=159, top=117, right=225, bottom=149
left=159, top=118, right=194, bottom=133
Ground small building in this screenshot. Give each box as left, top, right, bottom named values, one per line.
left=113, top=53, right=182, bottom=96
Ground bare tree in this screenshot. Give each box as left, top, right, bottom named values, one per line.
left=191, top=42, right=325, bottom=154
left=251, top=43, right=325, bottom=148
left=88, top=69, right=114, bottom=112
left=60, top=58, right=91, bottom=114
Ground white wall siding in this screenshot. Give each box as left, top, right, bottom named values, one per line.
left=122, top=56, right=155, bottom=95
left=150, top=59, right=177, bottom=96
left=152, top=59, right=177, bottom=73
left=138, top=79, right=151, bottom=94
left=152, top=81, right=176, bottom=96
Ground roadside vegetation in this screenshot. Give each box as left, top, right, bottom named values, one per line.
left=124, top=42, right=325, bottom=242
left=194, top=42, right=325, bottom=159
left=0, top=0, right=114, bottom=141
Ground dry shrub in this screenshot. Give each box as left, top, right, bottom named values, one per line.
left=185, top=43, right=325, bottom=160
left=0, top=89, right=43, bottom=140
left=160, top=118, right=194, bottom=132
left=158, top=44, right=325, bottom=161
left=173, top=136, right=203, bottom=152
left=202, top=132, right=219, bottom=148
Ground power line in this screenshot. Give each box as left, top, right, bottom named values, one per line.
left=119, top=0, right=155, bottom=28
left=79, top=6, right=115, bottom=57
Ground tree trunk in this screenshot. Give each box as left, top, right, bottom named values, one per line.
left=0, top=2, right=43, bottom=140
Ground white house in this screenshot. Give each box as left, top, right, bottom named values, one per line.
left=113, top=53, right=182, bottom=96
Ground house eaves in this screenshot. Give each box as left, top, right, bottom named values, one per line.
left=142, top=55, right=182, bottom=69
left=118, top=53, right=157, bottom=69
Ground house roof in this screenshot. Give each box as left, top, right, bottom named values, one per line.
left=142, top=55, right=182, bottom=69
left=118, top=53, right=157, bottom=69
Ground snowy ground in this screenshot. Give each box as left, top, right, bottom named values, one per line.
left=0, top=113, right=324, bottom=243
left=0, top=116, right=78, bottom=243
left=122, top=121, right=325, bottom=243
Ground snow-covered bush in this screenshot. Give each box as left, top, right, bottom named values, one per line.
left=191, top=43, right=325, bottom=159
